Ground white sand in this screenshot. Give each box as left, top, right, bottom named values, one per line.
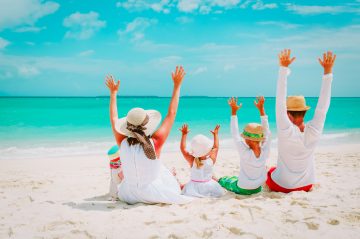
left=0, top=144, right=359, bottom=239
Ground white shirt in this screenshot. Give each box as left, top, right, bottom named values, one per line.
left=272, top=66, right=333, bottom=189
left=231, top=115, right=271, bottom=189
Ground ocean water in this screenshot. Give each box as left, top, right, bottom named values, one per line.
left=0, top=97, right=359, bottom=159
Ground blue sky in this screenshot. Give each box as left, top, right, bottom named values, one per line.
left=0, top=0, right=359, bottom=96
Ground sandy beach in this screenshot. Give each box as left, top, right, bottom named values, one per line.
left=0, top=143, right=359, bottom=239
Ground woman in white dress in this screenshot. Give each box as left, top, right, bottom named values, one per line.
left=105, top=66, right=192, bottom=205
left=179, top=124, right=225, bottom=198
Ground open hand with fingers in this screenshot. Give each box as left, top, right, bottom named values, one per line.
left=211, top=125, right=220, bottom=136
left=254, top=96, right=266, bottom=116
left=228, top=97, right=242, bottom=116
left=179, top=124, right=190, bottom=135
left=105, top=75, right=120, bottom=94
left=278, top=49, right=296, bottom=67
left=319, top=51, right=336, bottom=75
left=172, top=66, right=186, bottom=88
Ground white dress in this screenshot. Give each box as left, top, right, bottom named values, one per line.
left=182, top=158, right=225, bottom=198
left=117, top=139, right=193, bottom=204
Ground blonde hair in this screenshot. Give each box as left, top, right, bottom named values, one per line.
left=194, top=157, right=204, bottom=169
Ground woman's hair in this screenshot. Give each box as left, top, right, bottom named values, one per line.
left=127, top=135, right=151, bottom=146
left=194, top=157, right=204, bottom=169
left=287, top=110, right=306, bottom=118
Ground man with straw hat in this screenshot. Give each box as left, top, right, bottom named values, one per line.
left=266, top=49, right=336, bottom=193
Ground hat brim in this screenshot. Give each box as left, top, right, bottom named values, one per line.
left=241, top=134, right=265, bottom=142
left=115, top=110, right=162, bottom=137
left=190, top=142, right=213, bottom=158
left=287, top=106, right=311, bottom=111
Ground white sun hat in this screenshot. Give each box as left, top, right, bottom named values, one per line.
left=190, top=134, right=213, bottom=158
left=115, top=108, right=162, bottom=137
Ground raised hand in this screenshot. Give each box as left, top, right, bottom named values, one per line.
left=318, top=51, right=336, bottom=75
left=179, top=124, right=190, bottom=135
left=228, top=97, right=242, bottom=116
left=172, top=66, right=186, bottom=88
left=278, top=49, right=296, bottom=67
left=211, top=125, right=220, bottom=136
left=254, top=96, right=265, bottom=116
left=105, top=75, right=120, bottom=94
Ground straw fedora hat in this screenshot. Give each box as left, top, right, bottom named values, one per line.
left=286, top=95, right=311, bottom=111
left=115, top=108, right=162, bottom=137
left=241, top=123, right=264, bottom=142
left=190, top=134, right=213, bottom=158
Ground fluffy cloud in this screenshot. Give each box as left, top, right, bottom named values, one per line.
left=192, top=66, right=207, bottom=75
left=14, top=26, right=46, bottom=32
left=0, top=0, right=59, bottom=31
left=257, top=21, right=300, bottom=29
left=285, top=3, right=360, bottom=15
left=116, top=0, right=172, bottom=13
left=63, top=12, right=106, bottom=40
left=177, top=0, right=241, bottom=13
left=18, top=65, right=40, bottom=76
left=77, top=50, right=95, bottom=57
left=0, top=37, right=10, bottom=49
left=118, top=17, right=157, bottom=42
left=251, top=0, right=277, bottom=10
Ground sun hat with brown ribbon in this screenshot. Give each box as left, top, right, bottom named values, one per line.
left=286, top=95, right=311, bottom=111
left=241, top=123, right=265, bottom=142
left=115, top=108, right=161, bottom=159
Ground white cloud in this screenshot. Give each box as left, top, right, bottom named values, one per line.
left=252, top=0, right=277, bottom=10
left=224, top=64, right=235, bottom=72
left=116, top=0, right=172, bottom=13
left=77, top=50, right=95, bottom=57
left=0, top=0, right=59, bottom=31
left=118, top=17, right=157, bottom=42
left=14, top=26, right=46, bottom=32
left=63, top=12, right=106, bottom=40
left=0, top=37, right=10, bottom=49
left=175, top=16, right=193, bottom=24
left=192, top=66, right=207, bottom=75
left=257, top=21, right=301, bottom=29
left=18, top=65, right=40, bottom=76
left=177, top=0, right=241, bottom=13
left=285, top=3, right=360, bottom=15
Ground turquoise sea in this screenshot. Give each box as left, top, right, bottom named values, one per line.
left=0, top=97, right=359, bottom=159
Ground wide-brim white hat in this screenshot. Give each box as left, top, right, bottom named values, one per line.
left=190, top=134, right=213, bottom=158
left=115, top=108, right=162, bottom=137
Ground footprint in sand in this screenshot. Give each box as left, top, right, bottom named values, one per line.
left=304, top=222, right=319, bottom=230
left=201, top=229, right=213, bottom=238
left=327, top=219, right=340, bottom=225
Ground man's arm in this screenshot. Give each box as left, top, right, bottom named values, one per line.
left=308, top=51, right=336, bottom=134
left=179, top=124, right=194, bottom=166
left=105, top=75, right=126, bottom=146
left=276, top=49, right=295, bottom=132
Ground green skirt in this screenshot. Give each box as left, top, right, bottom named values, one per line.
left=218, top=176, right=262, bottom=195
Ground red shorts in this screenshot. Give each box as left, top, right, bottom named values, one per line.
left=266, top=167, right=313, bottom=193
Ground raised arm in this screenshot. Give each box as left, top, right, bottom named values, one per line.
left=105, top=75, right=126, bottom=146
left=254, top=96, right=270, bottom=138
left=276, top=49, right=295, bottom=133
left=152, top=66, right=186, bottom=157
left=179, top=124, right=194, bottom=166
left=209, top=125, right=220, bottom=163
left=308, top=51, right=335, bottom=134
left=228, top=97, right=244, bottom=146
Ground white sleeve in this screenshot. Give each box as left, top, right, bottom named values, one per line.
left=260, top=115, right=271, bottom=145
left=306, top=73, right=333, bottom=144
left=276, top=67, right=293, bottom=136
left=231, top=116, right=247, bottom=153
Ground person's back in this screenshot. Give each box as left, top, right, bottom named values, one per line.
left=267, top=49, right=336, bottom=193
left=120, top=139, right=161, bottom=186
